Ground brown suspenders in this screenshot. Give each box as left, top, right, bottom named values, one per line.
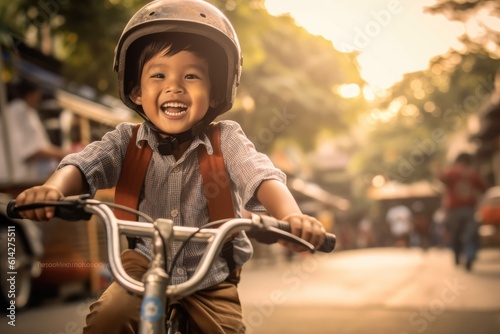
left=114, top=124, right=153, bottom=222
left=114, top=123, right=236, bottom=247
left=197, top=123, right=236, bottom=221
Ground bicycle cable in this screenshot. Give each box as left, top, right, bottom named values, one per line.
left=167, top=227, right=201, bottom=282
left=96, top=201, right=154, bottom=223
left=166, top=218, right=233, bottom=284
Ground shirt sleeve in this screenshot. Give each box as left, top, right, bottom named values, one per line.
left=220, top=120, right=286, bottom=212
left=58, top=123, right=134, bottom=196
left=472, top=170, right=488, bottom=193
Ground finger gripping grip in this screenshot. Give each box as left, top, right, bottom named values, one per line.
left=274, top=220, right=336, bottom=253
left=3, top=199, right=92, bottom=221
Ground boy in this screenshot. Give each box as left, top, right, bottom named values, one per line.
left=15, top=1, right=326, bottom=333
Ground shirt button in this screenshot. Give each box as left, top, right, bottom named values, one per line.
left=172, top=166, right=180, bottom=173
left=176, top=268, right=185, bottom=275
left=171, top=209, right=179, bottom=218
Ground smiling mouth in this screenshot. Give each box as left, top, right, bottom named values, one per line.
left=160, top=102, right=188, bottom=116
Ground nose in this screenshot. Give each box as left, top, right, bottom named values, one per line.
left=165, top=76, right=184, bottom=94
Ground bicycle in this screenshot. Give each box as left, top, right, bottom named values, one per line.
left=2, top=194, right=336, bottom=333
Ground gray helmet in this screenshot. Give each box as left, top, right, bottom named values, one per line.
left=113, top=0, right=242, bottom=119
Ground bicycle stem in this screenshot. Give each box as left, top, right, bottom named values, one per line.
left=139, top=219, right=173, bottom=334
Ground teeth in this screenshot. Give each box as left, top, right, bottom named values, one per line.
left=160, top=102, right=188, bottom=116
left=161, top=102, right=187, bottom=109
left=164, top=110, right=186, bottom=116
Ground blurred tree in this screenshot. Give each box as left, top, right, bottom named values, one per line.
left=350, top=20, right=500, bottom=185
left=50, top=1, right=142, bottom=94
left=1, top=0, right=142, bottom=96
left=425, top=0, right=500, bottom=58
left=0, top=3, right=25, bottom=79
left=350, top=115, right=446, bottom=184
left=212, top=0, right=366, bottom=152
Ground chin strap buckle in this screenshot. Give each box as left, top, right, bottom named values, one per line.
left=157, top=136, right=180, bottom=156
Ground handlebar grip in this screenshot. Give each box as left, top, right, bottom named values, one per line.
left=274, top=220, right=336, bottom=253
left=2, top=199, right=92, bottom=221
left=255, top=215, right=336, bottom=253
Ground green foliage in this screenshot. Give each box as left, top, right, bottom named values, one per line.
left=351, top=44, right=499, bottom=184
left=1, top=0, right=144, bottom=94
left=349, top=0, right=500, bottom=186
left=350, top=121, right=445, bottom=184
left=51, top=1, right=137, bottom=94
left=425, top=0, right=500, bottom=58
left=213, top=1, right=366, bottom=152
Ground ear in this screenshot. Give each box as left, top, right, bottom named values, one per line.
left=129, top=86, right=142, bottom=105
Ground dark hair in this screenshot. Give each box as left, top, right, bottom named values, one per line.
left=125, top=33, right=227, bottom=108
left=15, top=79, right=40, bottom=99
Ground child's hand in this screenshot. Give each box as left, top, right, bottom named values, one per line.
left=279, top=213, right=326, bottom=252
left=16, top=185, right=64, bottom=221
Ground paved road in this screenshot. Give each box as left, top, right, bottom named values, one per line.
left=2, top=247, right=500, bottom=334
left=239, top=246, right=500, bottom=334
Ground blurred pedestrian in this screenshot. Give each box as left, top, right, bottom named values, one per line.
left=411, top=201, right=432, bottom=250
left=386, top=203, right=412, bottom=247
left=356, top=216, right=376, bottom=248
left=432, top=207, right=448, bottom=248
left=439, top=152, right=488, bottom=271
left=0, top=79, right=69, bottom=185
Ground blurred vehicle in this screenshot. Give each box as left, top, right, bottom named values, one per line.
left=477, top=186, right=500, bottom=247
left=478, top=186, right=500, bottom=225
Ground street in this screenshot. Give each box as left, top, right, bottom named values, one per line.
left=2, top=246, right=500, bottom=334
left=239, top=246, right=500, bottom=334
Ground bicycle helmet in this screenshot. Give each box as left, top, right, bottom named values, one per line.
left=113, top=0, right=242, bottom=154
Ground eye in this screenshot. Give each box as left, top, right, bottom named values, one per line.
left=185, top=74, right=200, bottom=80
left=151, top=73, right=165, bottom=79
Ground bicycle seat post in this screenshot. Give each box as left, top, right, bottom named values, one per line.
left=139, top=218, right=174, bottom=334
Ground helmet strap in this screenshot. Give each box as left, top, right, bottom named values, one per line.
left=148, top=106, right=221, bottom=156
left=157, top=134, right=181, bottom=155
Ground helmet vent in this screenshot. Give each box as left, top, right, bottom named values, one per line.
left=199, top=13, right=207, bottom=18
left=149, top=11, right=156, bottom=16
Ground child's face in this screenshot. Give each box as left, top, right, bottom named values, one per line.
left=131, top=49, right=214, bottom=136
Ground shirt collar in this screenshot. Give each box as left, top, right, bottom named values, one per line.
left=135, top=122, right=214, bottom=156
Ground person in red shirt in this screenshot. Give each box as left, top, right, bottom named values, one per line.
left=439, top=152, right=488, bottom=271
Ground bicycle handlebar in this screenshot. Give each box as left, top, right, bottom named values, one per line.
left=1, top=195, right=336, bottom=299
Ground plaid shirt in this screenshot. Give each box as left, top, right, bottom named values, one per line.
left=60, top=120, right=285, bottom=289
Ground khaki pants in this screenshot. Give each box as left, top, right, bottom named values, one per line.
left=83, top=249, right=245, bottom=334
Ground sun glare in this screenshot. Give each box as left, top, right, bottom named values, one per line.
left=335, top=83, right=361, bottom=99
left=265, top=0, right=465, bottom=92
